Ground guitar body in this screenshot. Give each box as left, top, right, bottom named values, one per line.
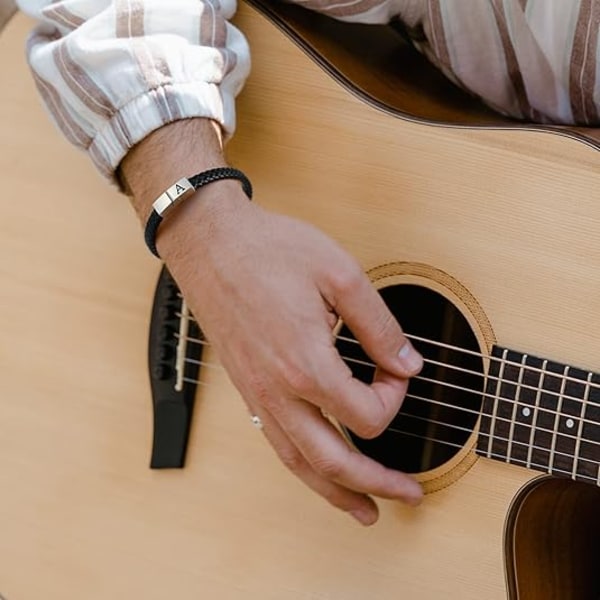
left=0, top=3, right=598, bottom=599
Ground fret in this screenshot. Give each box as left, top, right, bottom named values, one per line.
left=548, top=365, right=574, bottom=473
left=478, top=349, right=538, bottom=466
left=477, top=345, right=600, bottom=486
left=571, top=372, right=592, bottom=479
left=525, top=358, right=548, bottom=470
left=577, top=378, right=600, bottom=481
left=506, top=353, right=541, bottom=466
left=484, top=348, right=509, bottom=459
left=505, top=353, right=528, bottom=463
left=530, top=361, right=562, bottom=473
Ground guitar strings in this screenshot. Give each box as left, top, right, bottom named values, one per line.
left=386, top=424, right=597, bottom=471
left=178, top=369, right=598, bottom=484
left=386, top=411, right=597, bottom=467
left=175, top=332, right=600, bottom=435
left=174, top=311, right=600, bottom=400
left=383, top=427, right=598, bottom=484
left=180, top=356, right=600, bottom=450
left=175, top=309, right=600, bottom=394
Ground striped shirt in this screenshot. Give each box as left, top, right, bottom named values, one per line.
left=14, top=0, right=600, bottom=185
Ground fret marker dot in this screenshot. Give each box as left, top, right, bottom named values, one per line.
left=522, top=407, right=531, bottom=418
left=566, top=418, right=575, bottom=429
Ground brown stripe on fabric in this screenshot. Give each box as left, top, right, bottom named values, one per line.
left=199, top=0, right=237, bottom=81
left=293, top=0, right=383, bottom=18
left=104, top=112, right=130, bottom=154
left=426, top=0, right=452, bottom=73
left=31, top=71, right=92, bottom=148
left=115, top=0, right=144, bottom=38
left=53, top=42, right=114, bottom=118
left=490, top=0, right=536, bottom=120
left=199, top=0, right=236, bottom=94
left=154, top=56, right=183, bottom=120
left=162, top=85, right=186, bottom=122
left=130, top=38, right=173, bottom=121
left=114, top=111, right=134, bottom=147
left=41, top=4, right=85, bottom=31
left=221, top=47, right=238, bottom=78
left=148, top=83, right=173, bottom=123
left=114, top=0, right=176, bottom=121
left=569, top=0, right=600, bottom=123
left=200, top=0, right=218, bottom=46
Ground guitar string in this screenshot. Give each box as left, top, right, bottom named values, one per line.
left=381, top=427, right=598, bottom=483
left=176, top=328, right=600, bottom=410
left=175, top=334, right=600, bottom=435
left=181, top=360, right=600, bottom=451
left=179, top=330, right=600, bottom=412
left=180, top=371, right=598, bottom=483
left=383, top=412, right=597, bottom=467
left=385, top=424, right=597, bottom=470
left=403, top=389, right=599, bottom=448
left=175, top=309, right=600, bottom=394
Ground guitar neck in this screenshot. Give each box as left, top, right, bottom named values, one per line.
left=477, top=346, right=600, bottom=486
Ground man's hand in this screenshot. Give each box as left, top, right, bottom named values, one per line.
left=120, top=119, right=424, bottom=525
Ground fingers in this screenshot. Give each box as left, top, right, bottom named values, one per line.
left=247, top=400, right=422, bottom=526
left=322, top=261, right=423, bottom=378
left=284, top=399, right=422, bottom=503
left=305, top=348, right=411, bottom=439
left=308, top=257, right=425, bottom=437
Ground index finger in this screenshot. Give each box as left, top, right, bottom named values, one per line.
left=324, top=264, right=423, bottom=378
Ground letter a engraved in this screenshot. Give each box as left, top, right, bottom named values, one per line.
left=175, top=184, right=186, bottom=195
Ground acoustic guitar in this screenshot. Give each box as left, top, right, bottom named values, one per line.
left=0, top=1, right=598, bottom=599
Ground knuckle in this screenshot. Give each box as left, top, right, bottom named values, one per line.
left=248, top=379, right=271, bottom=404
left=281, top=359, right=320, bottom=398
left=245, top=372, right=282, bottom=413
left=311, top=456, right=345, bottom=480
left=354, top=413, right=390, bottom=440
left=279, top=449, right=307, bottom=475
left=330, top=262, right=364, bottom=296
left=259, top=393, right=284, bottom=417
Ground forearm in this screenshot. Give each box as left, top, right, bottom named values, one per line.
left=119, top=117, right=251, bottom=260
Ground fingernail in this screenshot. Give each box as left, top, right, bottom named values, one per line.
left=350, top=508, right=378, bottom=526
left=398, top=340, right=423, bottom=373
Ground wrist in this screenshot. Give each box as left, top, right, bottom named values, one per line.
left=118, top=117, right=255, bottom=259
left=156, top=179, right=254, bottom=262
left=119, top=118, right=227, bottom=222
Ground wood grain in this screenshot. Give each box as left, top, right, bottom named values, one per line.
left=1, top=4, right=599, bottom=599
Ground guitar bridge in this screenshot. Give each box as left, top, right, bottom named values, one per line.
left=147, top=266, right=202, bottom=468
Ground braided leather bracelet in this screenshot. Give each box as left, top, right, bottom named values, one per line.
left=144, top=167, right=253, bottom=258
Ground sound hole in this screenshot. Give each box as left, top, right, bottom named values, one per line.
left=335, top=284, right=484, bottom=474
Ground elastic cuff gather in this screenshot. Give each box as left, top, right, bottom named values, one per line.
left=87, top=81, right=235, bottom=191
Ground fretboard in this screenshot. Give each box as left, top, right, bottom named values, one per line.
left=476, top=346, right=600, bottom=486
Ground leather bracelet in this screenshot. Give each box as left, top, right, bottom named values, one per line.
left=144, top=167, right=253, bottom=258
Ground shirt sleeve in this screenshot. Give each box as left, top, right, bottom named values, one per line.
left=16, top=0, right=251, bottom=184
